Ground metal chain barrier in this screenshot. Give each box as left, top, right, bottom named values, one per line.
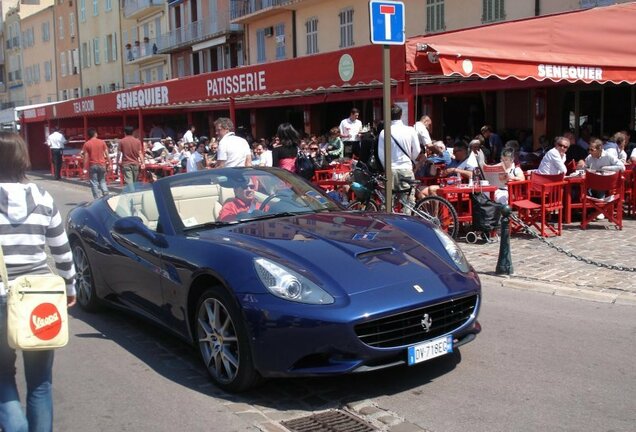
left=508, top=213, right=636, bottom=272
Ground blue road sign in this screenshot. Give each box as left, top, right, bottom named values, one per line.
left=369, top=0, right=405, bottom=45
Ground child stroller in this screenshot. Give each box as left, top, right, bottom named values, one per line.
left=465, top=192, right=502, bottom=244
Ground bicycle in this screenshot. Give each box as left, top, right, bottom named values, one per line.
left=347, top=163, right=459, bottom=238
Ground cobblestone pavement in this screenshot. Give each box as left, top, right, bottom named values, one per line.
left=459, top=216, right=636, bottom=304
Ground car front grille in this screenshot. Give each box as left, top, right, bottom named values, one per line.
left=354, top=294, right=478, bottom=348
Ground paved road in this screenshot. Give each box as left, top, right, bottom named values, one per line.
left=14, top=174, right=636, bottom=432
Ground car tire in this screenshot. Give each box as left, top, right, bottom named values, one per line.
left=72, top=242, right=101, bottom=312
left=195, top=288, right=260, bottom=392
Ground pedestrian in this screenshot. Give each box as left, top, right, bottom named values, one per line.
left=414, top=115, right=432, bottom=149
left=271, top=123, right=299, bottom=172
left=117, top=125, right=144, bottom=190
left=46, top=127, right=67, bottom=180
left=148, top=122, right=165, bottom=140
left=214, top=117, right=252, bottom=168
left=377, top=104, right=420, bottom=210
left=339, top=107, right=362, bottom=158
left=0, top=131, right=76, bottom=432
left=480, top=125, right=503, bottom=162
left=182, top=125, right=196, bottom=144
left=82, top=128, right=110, bottom=199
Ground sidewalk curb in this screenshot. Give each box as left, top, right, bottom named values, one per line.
left=480, top=273, right=636, bottom=305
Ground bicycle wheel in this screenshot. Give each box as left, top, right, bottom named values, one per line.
left=413, top=195, right=459, bottom=239
left=347, top=200, right=379, bottom=212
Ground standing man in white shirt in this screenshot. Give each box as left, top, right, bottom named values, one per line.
left=214, top=118, right=252, bottom=168
left=537, top=136, right=569, bottom=175
left=378, top=104, right=420, bottom=211
left=182, top=125, right=196, bottom=145
left=414, top=115, right=432, bottom=149
left=46, top=127, right=67, bottom=180
left=339, top=108, right=363, bottom=158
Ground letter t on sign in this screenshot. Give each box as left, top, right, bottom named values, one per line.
left=380, top=4, right=395, bottom=40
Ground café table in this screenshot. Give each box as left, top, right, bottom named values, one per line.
left=436, top=183, right=498, bottom=224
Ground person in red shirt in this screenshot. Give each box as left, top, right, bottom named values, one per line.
left=117, top=125, right=144, bottom=190
left=82, top=128, right=110, bottom=199
left=219, top=179, right=262, bottom=222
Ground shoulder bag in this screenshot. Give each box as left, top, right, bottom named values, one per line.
left=0, top=246, right=69, bottom=350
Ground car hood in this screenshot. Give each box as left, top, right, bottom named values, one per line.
left=197, top=212, right=473, bottom=297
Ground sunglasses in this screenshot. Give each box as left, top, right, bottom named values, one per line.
left=245, top=184, right=256, bottom=189
left=557, top=144, right=569, bottom=149
left=309, top=147, right=319, bottom=150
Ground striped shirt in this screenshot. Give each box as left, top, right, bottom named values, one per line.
left=0, top=183, right=76, bottom=296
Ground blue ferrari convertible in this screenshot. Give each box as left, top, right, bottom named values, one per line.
left=67, top=167, right=481, bottom=391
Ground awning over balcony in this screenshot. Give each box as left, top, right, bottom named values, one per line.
left=406, top=2, right=636, bottom=85
left=47, top=44, right=405, bottom=119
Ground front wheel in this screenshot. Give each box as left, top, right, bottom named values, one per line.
left=413, top=195, right=459, bottom=239
left=196, top=288, right=260, bottom=392
left=347, top=200, right=379, bottom=212
left=72, top=242, right=101, bottom=312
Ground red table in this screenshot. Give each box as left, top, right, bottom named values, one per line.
left=436, top=184, right=498, bottom=224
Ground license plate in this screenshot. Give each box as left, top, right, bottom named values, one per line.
left=407, top=335, right=453, bottom=365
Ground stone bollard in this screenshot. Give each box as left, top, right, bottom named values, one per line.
left=496, top=205, right=514, bottom=275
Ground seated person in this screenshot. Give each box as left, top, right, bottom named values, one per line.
left=577, top=138, right=625, bottom=173
left=537, top=136, right=569, bottom=175
left=218, top=179, right=262, bottom=222
left=494, top=148, right=525, bottom=205
left=417, top=140, right=477, bottom=198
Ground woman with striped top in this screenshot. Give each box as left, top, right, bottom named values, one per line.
left=0, top=132, right=76, bottom=432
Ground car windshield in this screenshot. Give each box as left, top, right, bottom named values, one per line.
left=165, top=167, right=341, bottom=230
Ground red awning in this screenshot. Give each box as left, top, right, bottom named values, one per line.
left=406, top=3, right=636, bottom=85
left=48, top=44, right=405, bottom=120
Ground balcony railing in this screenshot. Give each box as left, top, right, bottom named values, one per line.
left=230, top=0, right=290, bottom=20
left=125, top=36, right=164, bottom=63
left=124, top=0, right=165, bottom=19
left=158, top=11, right=241, bottom=53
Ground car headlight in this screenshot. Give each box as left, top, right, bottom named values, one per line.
left=433, top=228, right=471, bottom=273
left=254, top=258, right=334, bottom=304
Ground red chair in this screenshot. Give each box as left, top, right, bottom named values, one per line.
left=580, top=171, right=623, bottom=230
left=508, top=177, right=566, bottom=237
left=529, top=172, right=565, bottom=197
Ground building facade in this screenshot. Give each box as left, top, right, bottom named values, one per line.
left=121, top=0, right=171, bottom=88
left=77, top=0, right=123, bottom=95
left=54, top=0, right=82, bottom=100
left=23, top=6, right=57, bottom=104
left=159, top=0, right=243, bottom=78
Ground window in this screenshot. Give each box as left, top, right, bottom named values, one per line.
left=426, top=0, right=445, bottom=32
left=61, top=89, right=68, bottom=100
left=72, top=49, right=80, bottom=74
left=93, top=0, right=98, bottom=16
left=42, top=22, right=50, bottom=42
left=79, top=0, right=86, bottom=22
left=45, top=60, right=52, bottom=81
left=34, top=64, right=40, bottom=83
left=81, top=42, right=91, bottom=68
left=482, top=0, right=505, bottom=23
left=105, top=0, right=112, bottom=11
left=177, top=57, right=185, bottom=77
left=256, top=29, right=265, bottom=63
left=58, top=16, right=64, bottom=39
left=274, top=23, right=285, bottom=60
left=306, top=17, right=318, bottom=55
left=93, top=37, right=100, bottom=64
left=106, top=33, right=117, bottom=62
left=69, top=13, right=75, bottom=37
left=74, top=88, right=80, bottom=98
left=339, top=8, right=354, bottom=48
left=61, top=52, right=67, bottom=76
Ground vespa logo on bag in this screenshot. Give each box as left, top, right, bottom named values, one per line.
left=29, top=303, right=62, bottom=340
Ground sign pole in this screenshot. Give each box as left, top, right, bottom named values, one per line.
left=382, top=45, right=392, bottom=209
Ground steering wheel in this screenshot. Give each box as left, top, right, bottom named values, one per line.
left=260, top=192, right=291, bottom=210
